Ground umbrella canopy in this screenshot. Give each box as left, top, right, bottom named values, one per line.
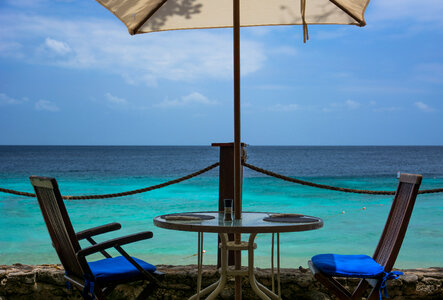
left=97, top=0, right=369, bottom=35
left=96, top=0, right=370, bottom=220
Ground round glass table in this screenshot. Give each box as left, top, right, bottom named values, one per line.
left=154, top=211, right=323, bottom=300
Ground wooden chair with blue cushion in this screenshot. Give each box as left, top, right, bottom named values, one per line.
left=308, top=173, right=422, bottom=300
left=30, top=176, right=162, bottom=300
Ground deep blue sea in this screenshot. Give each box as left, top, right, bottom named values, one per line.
left=0, top=146, right=442, bottom=268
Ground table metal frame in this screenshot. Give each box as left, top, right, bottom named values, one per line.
left=154, top=211, right=323, bottom=300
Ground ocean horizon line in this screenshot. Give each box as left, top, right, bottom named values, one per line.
left=1, top=144, right=443, bottom=147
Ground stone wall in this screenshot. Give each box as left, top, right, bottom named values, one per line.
left=1, top=264, right=442, bottom=299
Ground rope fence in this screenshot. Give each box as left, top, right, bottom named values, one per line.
left=243, top=162, right=443, bottom=195
left=0, top=162, right=219, bottom=200
left=1, top=161, right=443, bottom=199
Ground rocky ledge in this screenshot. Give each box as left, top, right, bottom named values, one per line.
left=0, top=264, right=442, bottom=299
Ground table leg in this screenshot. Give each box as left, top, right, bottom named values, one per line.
left=271, top=233, right=275, bottom=293
left=269, top=233, right=282, bottom=300
left=197, top=232, right=203, bottom=299
left=189, top=232, right=226, bottom=300
left=205, top=233, right=229, bottom=300
left=277, top=233, right=281, bottom=299
left=256, top=281, right=280, bottom=299
left=248, top=233, right=282, bottom=300
left=189, top=232, right=281, bottom=300
left=235, top=232, right=242, bottom=300
left=188, top=280, right=220, bottom=300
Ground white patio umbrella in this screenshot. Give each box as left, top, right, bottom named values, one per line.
left=95, top=0, right=370, bottom=220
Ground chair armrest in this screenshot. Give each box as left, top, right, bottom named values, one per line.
left=77, top=231, right=153, bottom=258
left=76, top=222, right=121, bottom=240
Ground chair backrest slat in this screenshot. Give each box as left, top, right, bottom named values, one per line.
left=31, top=176, right=85, bottom=277
left=373, top=173, right=422, bottom=271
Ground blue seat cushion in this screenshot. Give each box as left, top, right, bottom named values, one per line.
left=312, top=254, right=385, bottom=278
left=88, top=256, right=156, bottom=283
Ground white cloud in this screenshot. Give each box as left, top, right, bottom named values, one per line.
left=44, top=37, right=71, bottom=55
left=324, top=100, right=361, bottom=112
left=182, top=92, right=216, bottom=105
left=240, top=41, right=266, bottom=75
left=268, top=103, right=299, bottom=112
left=156, top=92, right=217, bottom=108
left=105, top=93, right=127, bottom=105
left=345, top=100, right=360, bottom=109
left=351, top=100, right=402, bottom=112
left=323, top=99, right=406, bottom=113
left=35, top=99, right=59, bottom=112
left=0, top=13, right=266, bottom=85
left=0, top=93, right=27, bottom=105
left=414, top=101, right=435, bottom=112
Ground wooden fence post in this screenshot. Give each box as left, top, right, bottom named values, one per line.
left=212, top=142, right=246, bottom=267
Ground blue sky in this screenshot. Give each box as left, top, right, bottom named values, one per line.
left=0, top=0, right=442, bottom=145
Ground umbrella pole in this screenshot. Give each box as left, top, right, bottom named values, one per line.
left=233, top=0, right=241, bottom=221
left=233, top=0, right=242, bottom=299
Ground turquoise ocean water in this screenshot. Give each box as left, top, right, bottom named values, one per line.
left=0, top=146, right=442, bottom=268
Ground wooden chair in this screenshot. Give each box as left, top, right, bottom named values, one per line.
left=308, top=173, right=422, bottom=300
left=30, top=176, right=162, bottom=300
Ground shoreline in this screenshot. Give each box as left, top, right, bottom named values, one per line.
left=1, top=264, right=442, bottom=299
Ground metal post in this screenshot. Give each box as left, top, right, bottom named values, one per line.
left=233, top=0, right=242, bottom=297
left=233, top=0, right=241, bottom=222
